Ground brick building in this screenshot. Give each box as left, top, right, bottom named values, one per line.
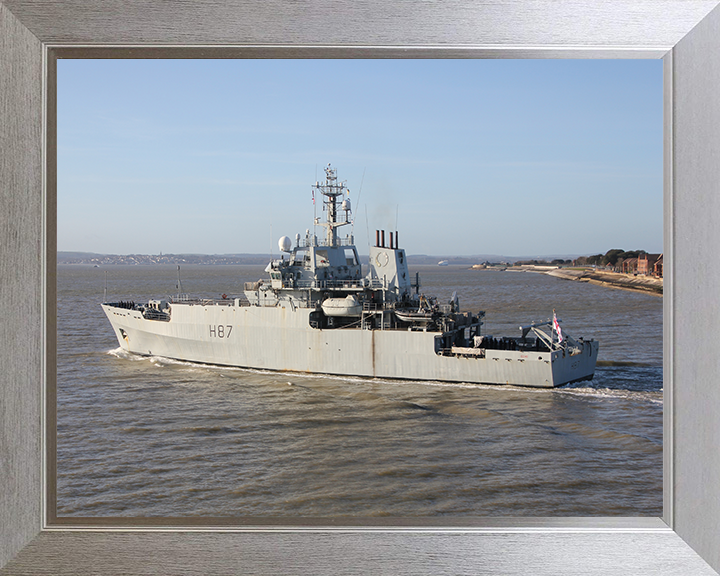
left=622, top=258, right=638, bottom=274
left=637, top=253, right=661, bottom=275
left=653, top=254, right=663, bottom=277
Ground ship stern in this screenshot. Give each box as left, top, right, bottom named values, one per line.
left=551, top=340, right=600, bottom=387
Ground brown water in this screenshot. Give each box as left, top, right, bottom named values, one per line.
left=56, top=264, right=662, bottom=517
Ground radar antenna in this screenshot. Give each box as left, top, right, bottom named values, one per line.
left=312, top=164, right=352, bottom=246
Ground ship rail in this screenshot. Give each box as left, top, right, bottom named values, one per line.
left=283, top=278, right=384, bottom=290
left=171, top=293, right=193, bottom=302
left=169, top=294, right=249, bottom=307
left=244, top=278, right=381, bottom=292
left=315, top=278, right=382, bottom=290
left=298, top=236, right=354, bottom=248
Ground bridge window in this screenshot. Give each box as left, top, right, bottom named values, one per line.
left=344, top=248, right=358, bottom=266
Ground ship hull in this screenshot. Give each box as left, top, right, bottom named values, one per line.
left=102, top=302, right=598, bottom=388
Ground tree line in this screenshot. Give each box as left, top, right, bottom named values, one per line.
left=514, top=258, right=573, bottom=266
left=574, top=249, right=647, bottom=267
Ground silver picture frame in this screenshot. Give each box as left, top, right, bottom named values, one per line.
left=2, top=1, right=720, bottom=573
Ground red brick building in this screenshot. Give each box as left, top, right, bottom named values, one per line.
left=622, top=258, right=638, bottom=274
left=637, top=253, right=662, bottom=275
left=653, top=254, right=663, bottom=277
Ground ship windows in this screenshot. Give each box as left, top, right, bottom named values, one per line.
left=344, top=248, right=358, bottom=266
left=293, top=247, right=308, bottom=264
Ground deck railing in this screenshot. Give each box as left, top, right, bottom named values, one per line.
left=244, top=278, right=383, bottom=291
left=298, top=235, right=354, bottom=248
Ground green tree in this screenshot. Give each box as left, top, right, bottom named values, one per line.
left=603, top=249, right=625, bottom=266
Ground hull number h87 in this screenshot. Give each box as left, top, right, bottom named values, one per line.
left=209, top=325, right=233, bottom=338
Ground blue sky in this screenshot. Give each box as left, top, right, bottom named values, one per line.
left=58, top=59, right=663, bottom=257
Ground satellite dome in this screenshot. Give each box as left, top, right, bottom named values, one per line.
left=342, top=198, right=351, bottom=211
left=278, top=236, right=292, bottom=253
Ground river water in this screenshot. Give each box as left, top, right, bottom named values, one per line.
left=56, top=264, right=662, bottom=518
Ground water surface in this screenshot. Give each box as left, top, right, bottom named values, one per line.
left=57, top=264, right=662, bottom=517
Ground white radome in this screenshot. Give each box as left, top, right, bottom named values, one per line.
left=278, top=236, right=292, bottom=252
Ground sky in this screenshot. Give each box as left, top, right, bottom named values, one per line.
left=58, top=59, right=663, bottom=257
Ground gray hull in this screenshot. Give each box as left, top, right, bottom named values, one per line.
left=102, top=301, right=599, bottom=388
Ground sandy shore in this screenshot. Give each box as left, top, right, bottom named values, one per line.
left=545, top=268, right=663, bottom=296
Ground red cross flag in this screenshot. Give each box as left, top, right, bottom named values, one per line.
left=553, top=310, right=563, bottom=343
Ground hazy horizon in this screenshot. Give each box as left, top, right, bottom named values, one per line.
left=59, top=59, right=663, bottom=256
left=57, top=249, right=654, bottom=262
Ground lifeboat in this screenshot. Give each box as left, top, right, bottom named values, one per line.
left=394, top=309, right=435, bottom=324
left=321, top=295, right=362, bottom=317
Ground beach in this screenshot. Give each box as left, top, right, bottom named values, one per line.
left=545, top=268, right=663, bottom=296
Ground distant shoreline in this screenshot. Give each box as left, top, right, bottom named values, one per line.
left=544, top=268, right=663, bottom=296
left=468, top=264, right=662, bottom=296
left=57, top=253, right=663, bottom=296
left=57, top=253, right=273, bottom=266
left=56, top=251, right=583, bottom=267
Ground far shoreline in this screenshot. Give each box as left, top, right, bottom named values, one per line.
left=538, top=267, right=662, bottom=296
left=467, top=264, right=662, bottom=296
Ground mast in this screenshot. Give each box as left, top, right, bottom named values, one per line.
left=312, top=164, right=352, bottom=246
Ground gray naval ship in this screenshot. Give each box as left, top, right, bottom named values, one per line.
left=102, top=165, right=598, bottom=388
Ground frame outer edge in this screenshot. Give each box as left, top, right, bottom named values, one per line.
left=2, top=0, right=719, bottom=46
left=670, top=3, right=720, bottom=572
left=2, top=0, right=720, bottom=574
left=0, top=1, right=44, bottom=569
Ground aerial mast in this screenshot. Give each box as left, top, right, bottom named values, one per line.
left=312, top=164, right=352, bottom=246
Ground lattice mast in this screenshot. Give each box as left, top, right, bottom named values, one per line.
left=313, top=164, right=352, bottom=246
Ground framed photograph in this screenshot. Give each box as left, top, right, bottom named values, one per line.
left=2, top=1, right=720, bottom=574
left=53, top=57, right=663, bottom=522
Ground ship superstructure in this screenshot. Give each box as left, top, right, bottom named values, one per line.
left=102, top=165, right=598, bottom=388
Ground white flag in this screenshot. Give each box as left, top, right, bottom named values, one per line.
left=553, top=310, right=563, bottom=343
